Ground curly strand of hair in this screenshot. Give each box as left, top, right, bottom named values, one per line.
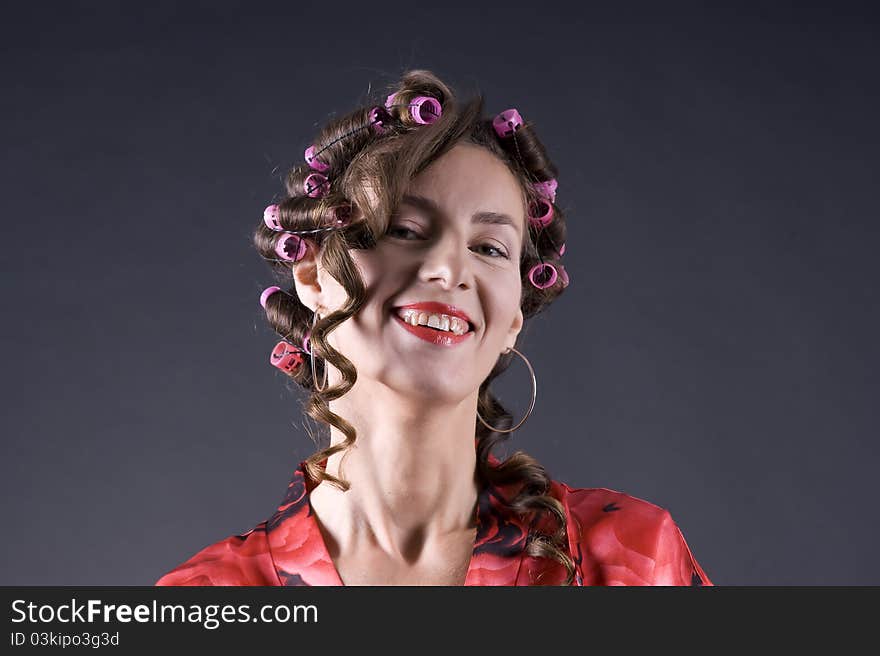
left=475, top=391, right=576, bottom=586
left=298, top=233, right=369, bottom=491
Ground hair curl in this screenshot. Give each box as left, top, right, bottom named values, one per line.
left=253, top=70, right=573, bottom=585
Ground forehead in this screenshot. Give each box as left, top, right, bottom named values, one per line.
left=405, top=143, right=526, bottom=226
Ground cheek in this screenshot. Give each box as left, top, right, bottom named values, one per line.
left=349, top=249, right=389, bottom=289
left=484, top=273, right=523, bottom=332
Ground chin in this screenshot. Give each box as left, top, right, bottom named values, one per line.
left=384, top=370, right=473, bottom=404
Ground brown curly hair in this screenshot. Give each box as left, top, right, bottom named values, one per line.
left=253, top=70, right=573, bottom=585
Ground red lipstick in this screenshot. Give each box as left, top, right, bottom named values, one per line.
left=395, top=302, right=474, bottom=327
left=392, top=302, right=475, bottom=347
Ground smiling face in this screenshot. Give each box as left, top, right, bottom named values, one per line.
left=299, top=142, right=527, bottom=403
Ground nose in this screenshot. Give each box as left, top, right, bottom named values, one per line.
left=418, top=234, right=473, bottom=290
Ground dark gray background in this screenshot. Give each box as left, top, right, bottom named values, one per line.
left=2, top=2, right=877, bottom=585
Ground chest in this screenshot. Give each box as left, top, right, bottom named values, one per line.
left=332, top=530, right=477, bottom=586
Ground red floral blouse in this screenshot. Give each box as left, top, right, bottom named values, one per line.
left=155, top=456, right=713, bottom=586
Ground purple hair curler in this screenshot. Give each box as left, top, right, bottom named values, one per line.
left=263, top=204, right=281, bottom=231
left=275, top=234, right=308, bottom=263
left=369, top=106, right=387, bottom=135
left=492, top=108, right=523, bottom=138
left=528, top=263, right=558, bottom=290
left=409, top=96, right=442, bottom=125
left=303, top=172, right=329, bottom=198
left=533, top=178, right=558, bottom=203
left=260, top=286, right=282, bottom=309
left=304, top=145, right=330, bottom=173
left=528, top=199, right=554, bottom=229
left=334, top=204, right=353, bottom=226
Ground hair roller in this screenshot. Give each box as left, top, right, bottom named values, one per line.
left=303, top=172, right=330, bottom=198
left=493, top=108, right=523, bottom=138
left=385, top=72, right=449, bottom=127
left=528, top=198, right=554, bottom=229
left=532, top=209, right=566, bottom=257
left=263, top=193, right=331, bottom=243
left=369, top=105, right=390, bottom=135
left=533, top=178, right=558, bottom=203
left=270, top=340, right=305, bottom=374
left=333, top=203, right=353, bottom=227
left=409, top=96, right=442, bottom=124
left=527, top=263, right=558, bottom=290
left=263, top=204, right=282, bottom=231
left=285, top=168, right=319, bottom=200
left=491, top=108, right=558, bottom=181
left=275, top=233, right=308, bottom=262
left=387, top=92, right=443, bottom=126
left=260, top=286, right=282, bottom=309
left=304, top=145, right=330, bottom=173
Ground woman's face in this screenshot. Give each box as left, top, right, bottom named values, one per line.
left=313, top=142, right=526, bottom=403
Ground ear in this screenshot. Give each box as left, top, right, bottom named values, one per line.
left=504, top=306, right=524, bottom=352
left=291, top=238, right=325, bottom=314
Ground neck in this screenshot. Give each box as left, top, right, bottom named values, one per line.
left=308, top=378, right=481, bottom=560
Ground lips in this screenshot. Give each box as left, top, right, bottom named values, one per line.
left=392, top=312, right=474, bottom=346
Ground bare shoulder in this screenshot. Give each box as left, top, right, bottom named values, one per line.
left=552, top=481, right=714, bottom=586
left=154, top=521, right=279, bottom=586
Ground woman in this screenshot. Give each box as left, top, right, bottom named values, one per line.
left=155, top=70, right=713, bottom=586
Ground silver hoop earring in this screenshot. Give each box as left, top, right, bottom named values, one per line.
left=476, top=346, right=537, bottom=434
left=310, top=311, right=329, bottom=393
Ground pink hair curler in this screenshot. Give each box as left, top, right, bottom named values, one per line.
left=302, top=329, right=311, bottom=356
left=528, top=263, right=558, bottom=289
left=528, top=199, right=554, bottom=228
left=385, top=92, right=397, bottom=109
left=533, top=178, right=558, bottom=203
left=303, top=172, right=329, bottom=198
left=263, top=204, right=281, bottom=231
left=559, top=242, right=566, bottom=257
left=270, top=340, right=304, bottom=374
left=304, top=145, right=330, bottom=173
left=492, top=108, right=523, bottom=138
left=275, top=234, right=308, bottom=262
left=260, top=286, right=282, bottom=309
left=334, top=204, right=353, bottom=226
left=409, top=96, right=441, bottom=124
left=369, top=106, right=387, bottom=134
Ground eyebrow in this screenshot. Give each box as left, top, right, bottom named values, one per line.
left=400, top=194, right=521, bottom=233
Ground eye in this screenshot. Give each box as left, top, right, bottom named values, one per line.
left=386, top=225, right=423, bottom=240
left=472, top=243, right=509, bottom=259
left=387, top=225, right=510, bottom=259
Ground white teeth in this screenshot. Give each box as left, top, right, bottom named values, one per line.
left=396, top=310, right=470, bottom=335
